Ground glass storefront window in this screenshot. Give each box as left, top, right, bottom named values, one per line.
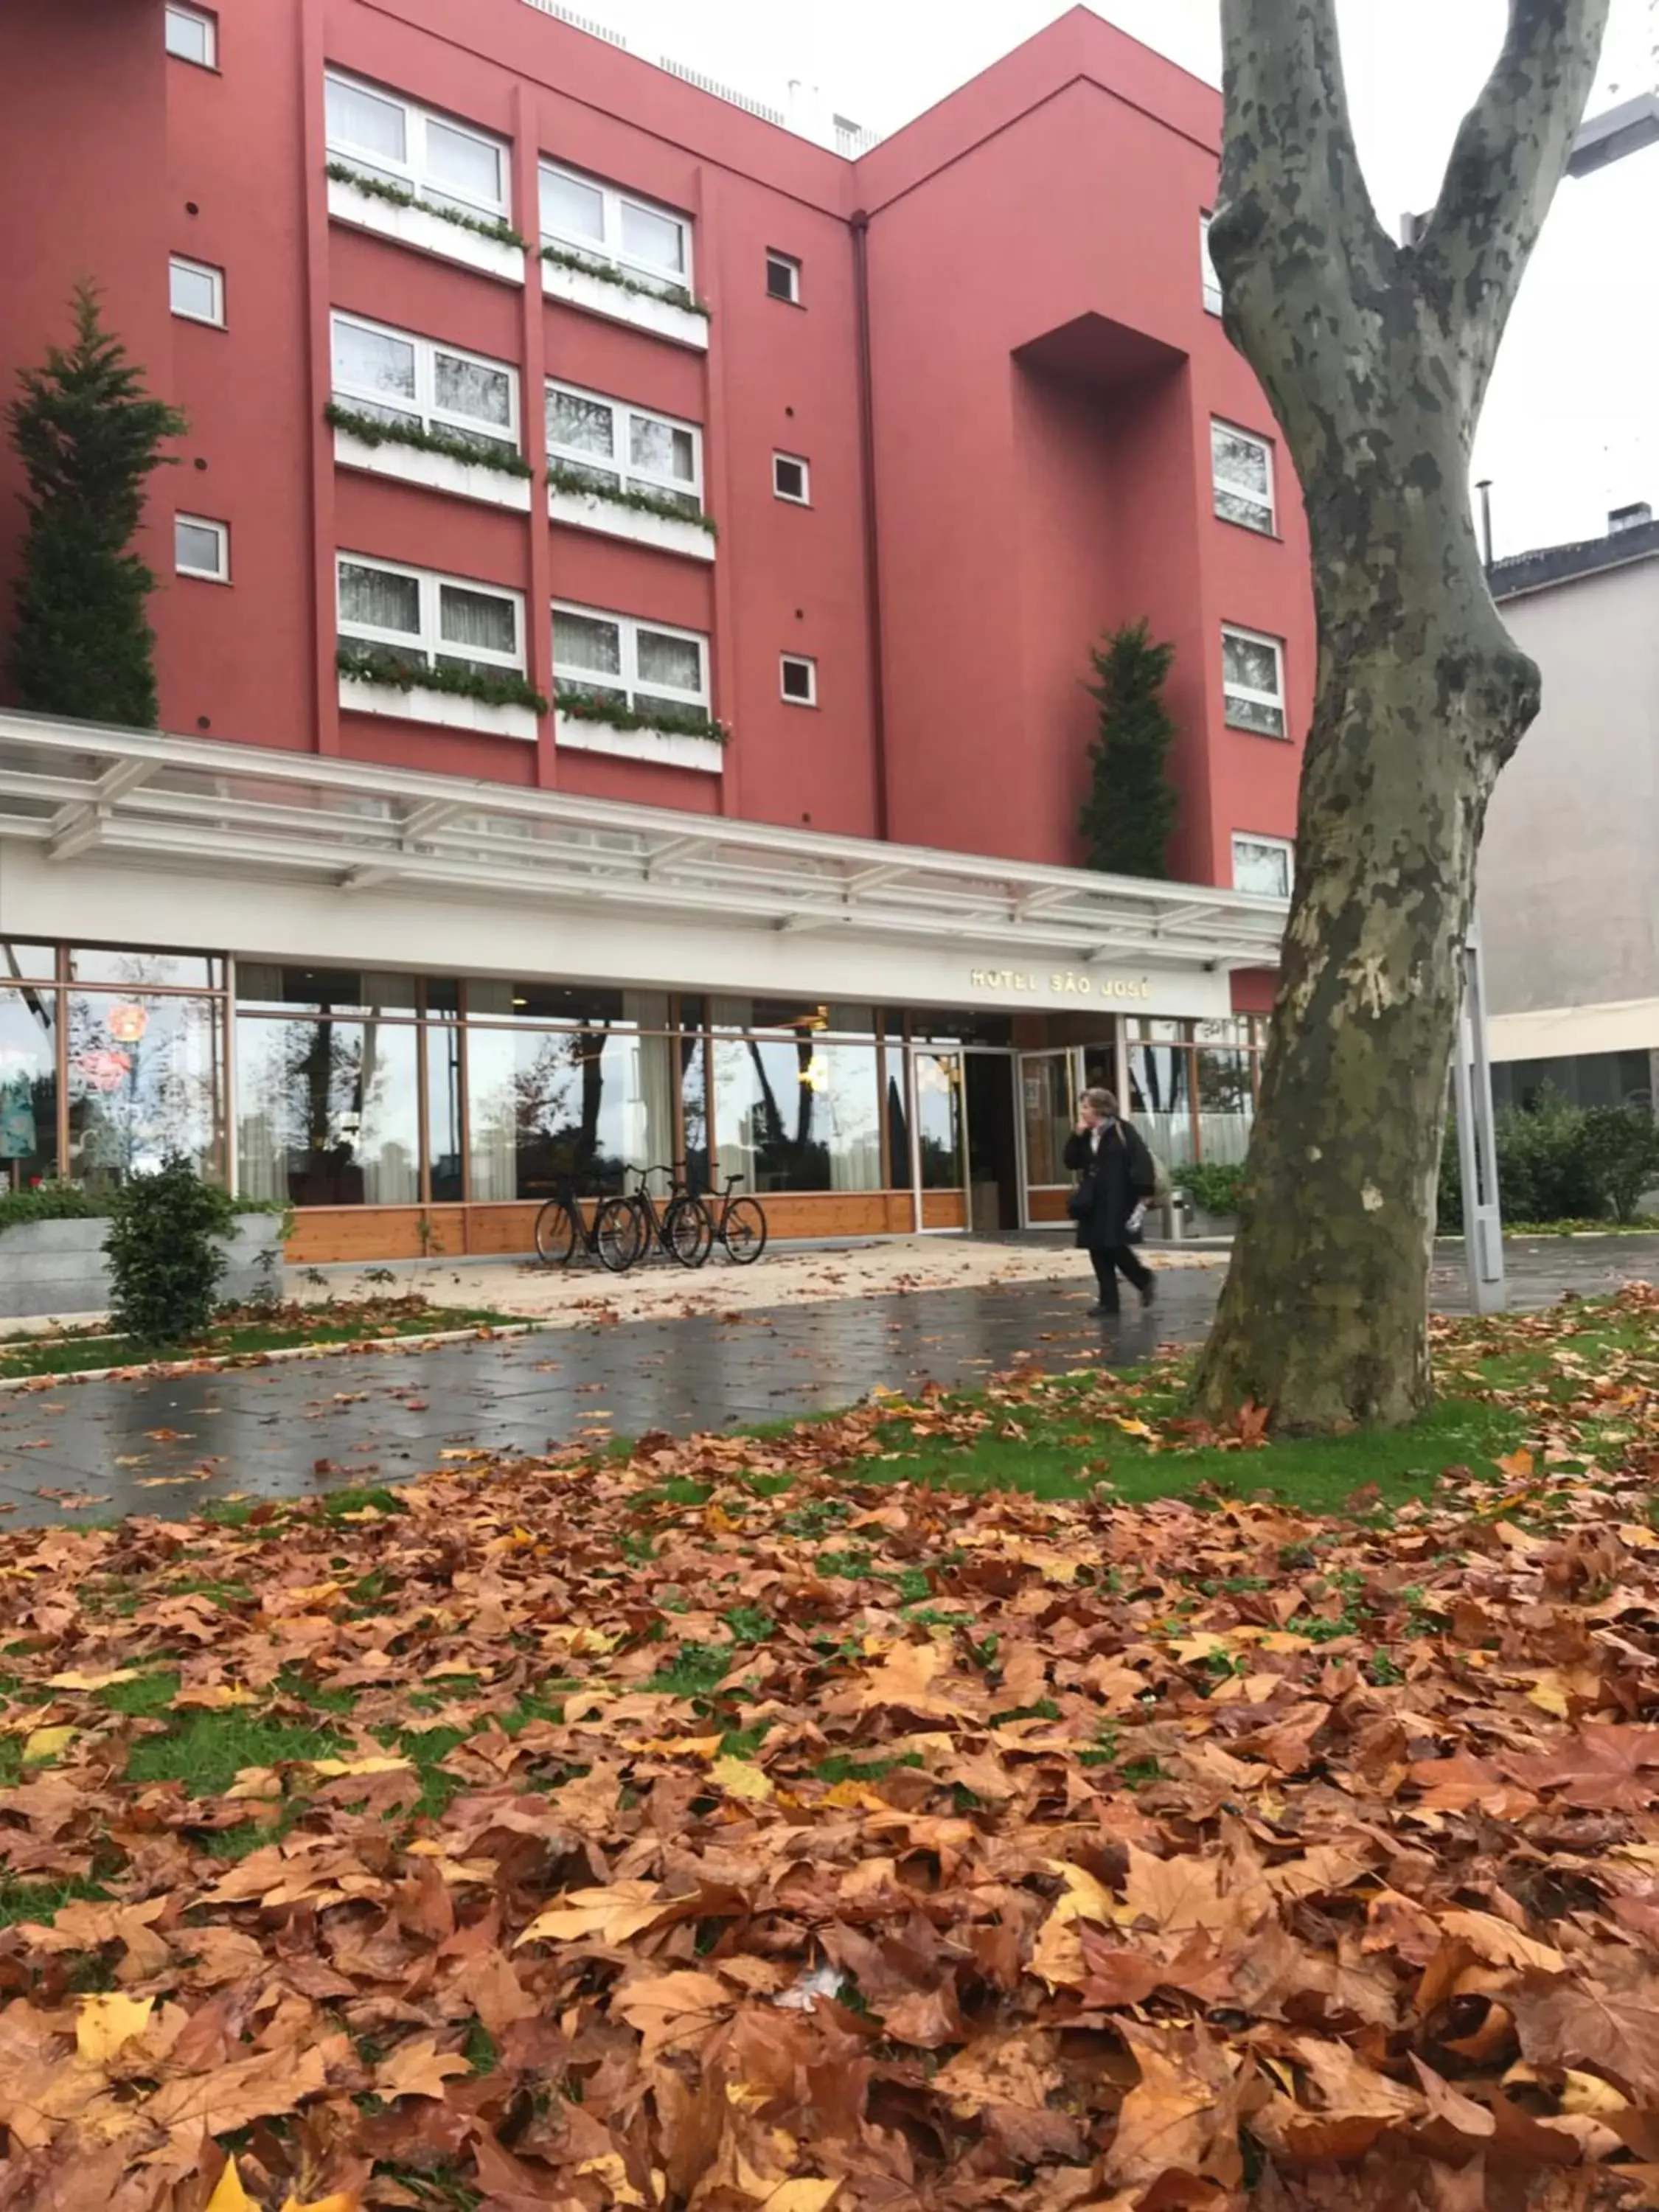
left=714, top=1036, right=880, bottom=1192
left=1128, top=1032, right=1195, bottom=1168
left=679, top=1032, right=709, bottom=1193
left=67, top=992, right=222, bottom=1189
left=1195, top=1045, right=1255, bottom=1165
left=0, top=987, right=59, bottom=1186
left=1020, top=1053, right=1075, bottom=1186
left=237, top=966, right=417, bottom=1015
left=467, top=979, right=630, bottom=1026
left=426, top=1023, right=464, bottom=1202
left=236, top=1017, right=420, bottom=1206
left=72, top=947, right=223, bottom=990
left=467, top=1027, right=675, bottom=1200
left=903, top=1009, right=1015, bottom=1048
left=913, top=1051, right=964, bottom=1189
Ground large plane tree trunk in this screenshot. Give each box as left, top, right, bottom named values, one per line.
left=1193, top=0, right=1610, bottom=1433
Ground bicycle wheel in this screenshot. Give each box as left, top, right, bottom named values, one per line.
left=533, top=1197, right=577, bottom=1267
left=594, top=1197, right=645, bottom=1273
left=721, top=1196, right=768, bottom=1265
left=664, top=1194, right=715, bottom=1268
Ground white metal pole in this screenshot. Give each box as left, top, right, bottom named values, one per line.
left=1452, top=917, right=1507, bottom=1315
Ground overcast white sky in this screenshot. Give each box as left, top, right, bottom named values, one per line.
left=566, top=0, right=1657, bottom=557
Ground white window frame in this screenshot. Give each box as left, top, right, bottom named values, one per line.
left=1200, top=212, right=1222, bottom=316
left=772, top=452, right=810, bottom=505
left=336, top=552, right=526, bottom=677
left=780, top=653, right=818, bottom=708
left=1211, top=419, right=1276, bottom=535
left=324, top=69, right=509, bottom=221
left=331, top=312, right=521, bottom=454
left=552, top=600, right=710, bottom=718
left=545, top=380, right=703, bottom=512
left=539, top=159, right=692, bottom=293
left=1222, top=624, right=1288, bottom=738
left=164, top=4, right=217, bottom=66
left=1231, top=832, right=1294, bottom=900
left=765, top=250, right=801, bottom=304
left=175, top=515, right=229, bottom=583
left=170, top=254, right=224, bottom=326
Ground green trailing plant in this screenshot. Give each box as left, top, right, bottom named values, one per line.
left=554, top=684, right=728, bottom=745
left=547, top=461, right=717, bottom=535
left=104, top=1156, right=228, bottom=1345
left=337, top=644, right=549, bottom=716
left=324, top=400, right=531, bottom=479
left=7, top=284, right=187, bottom=726
left=540, top=240, right=708, bottom=318
left=325, top=162, right=527, bottom=249
left=1078, top=620, right=1180, bottom=880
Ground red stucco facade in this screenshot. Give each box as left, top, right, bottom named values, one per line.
left=0, top=0, right=1313, bottom=883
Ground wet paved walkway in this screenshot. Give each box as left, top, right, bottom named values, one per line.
left=0, top=1237, right=1651, bottom=1527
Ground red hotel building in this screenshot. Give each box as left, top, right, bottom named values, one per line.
left=0, top=0, right=1309, bottom=1259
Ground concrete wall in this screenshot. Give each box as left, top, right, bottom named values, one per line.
left=1481, top=555, right=1659, bottom=1032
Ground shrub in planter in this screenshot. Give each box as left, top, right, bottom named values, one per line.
left=1180, top=1161, right=1245, bottom=1218
left=1582, top=1105, right=1659, bottom=1224
left=105, top=1156, right=230, bottom=1344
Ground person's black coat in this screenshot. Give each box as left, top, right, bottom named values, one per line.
left=1064, top=1120, right=1156, bottom=1248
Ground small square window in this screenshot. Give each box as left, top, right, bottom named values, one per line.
left=175, top=515, right=229, bottom=581
left=1221, top=625, right=1287, bottom=738
left=765, top=251, right=801, bottom=304
left=164, top=4, right=216, bottom=66
left=1200, top=212, right=1222, bottom=316
left=170, top=254, right=224, bottom=325
left=781, top=653, right=817, bottom=706
left=773, top=453, right=810, bottom=504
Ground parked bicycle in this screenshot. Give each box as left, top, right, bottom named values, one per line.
left=699, top=1173, right=768, bottom=1265
left=532, top=1172, right=642, bottom=1273
left=619, top=1163, right=714, bottom=1268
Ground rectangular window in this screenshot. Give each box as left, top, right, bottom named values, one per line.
left=170, top=255, right=224, bottom=325
left=175, top=515, right=229, bottom=582
left=545, top=381, right=702, bottom=512
left=337, top=554, right=525, bottom=679
left=1222, top=625, right=1287, bottom=737
left=164, top=4, right=216, bottom=66
left=772, top=452, right=810, bottom=504
left=68, top=992, right=222, bottom=1191
left=1231, top=832, right=1294, bottom=900
left=780, top=653, right=817, bottom=706
left=714, top=1037, right=882, bottom=1194
left=331, top=313, right=518, bottom=456
left=1211, top=420, right=1276, bottom=535
left=765, top=250, right=801, bottom=303
left=540, top=159, right=691, bottom=293
left=553, top=602, right=709, bottom=719
left=1200, top=212, right=1222, bottom=315
left=0, top=985, right=59, bottom=1187
left=325, top=69, right=508, bottom=220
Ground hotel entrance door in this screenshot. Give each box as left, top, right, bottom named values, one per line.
left=964, top=1053, right=1019, bottom=1230
left=1019, top=1049, right=1077, bottom=1226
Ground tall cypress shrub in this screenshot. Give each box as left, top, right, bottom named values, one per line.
left=1077, top=620, right=1180, bottom=879
left=8, top=285, right=185, bottom=726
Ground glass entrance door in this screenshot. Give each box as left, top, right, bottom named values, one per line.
left=1018, top=1049, right=1078, bottom=1227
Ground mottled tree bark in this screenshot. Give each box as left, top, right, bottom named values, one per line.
left=1194, top=0, right=1610, bottom=1432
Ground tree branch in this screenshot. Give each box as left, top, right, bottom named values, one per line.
left=1418, top=0, right=1611, bottom=428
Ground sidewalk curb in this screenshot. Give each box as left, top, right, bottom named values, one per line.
left=0, top=1321, right=548, bottom=1394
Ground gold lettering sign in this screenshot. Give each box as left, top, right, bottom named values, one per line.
left=968, top=967, right=1152, bottom=1001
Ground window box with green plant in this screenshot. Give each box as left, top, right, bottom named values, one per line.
left=324, top=162, right=526, bottom=285
left=554, top=684, right=728, bottom=774
left=546, top=462, right=716, bottom=562
left=337, top=644, right=547, bottom=741
left=327, top=401, right=533, bottom=512
left=538, top=243, right=710, bottom=350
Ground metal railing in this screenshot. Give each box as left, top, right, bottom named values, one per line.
left=521, top=0, right=630, bottom=49
left=657, top=55, right=786, bottom=127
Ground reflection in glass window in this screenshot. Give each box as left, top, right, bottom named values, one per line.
left=1195, top=1046, right=1255, bottom=1165
left=913, top=1051, right=964, bottom=1189
left=0, top=987, right=59, bottom=1187
left=236, top=1018, right=420, bottom=1206
left=1128, top=1034, right=1194, bottom=1169
left=427, top=1023, right=463, bottom=1202
left=680, top=1031, right=709, bottom=1194
left=467, top=1027, right=675, bottom=1200
left=72, top=948, right=222, bottom=988
left=714, top=1037, right=880, bottom=1194
left=68, top=993, right=221, bottom=1189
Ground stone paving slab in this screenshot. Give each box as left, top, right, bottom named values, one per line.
left=0, top=1236, right=1651, bottom=1527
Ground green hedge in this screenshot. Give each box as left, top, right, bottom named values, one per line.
left=0, top=1182, right=288, bottom=1238
left=1177, top=1161, right=1246, bottom=1217
left=1439, top=1094, right=1659, bottom=1228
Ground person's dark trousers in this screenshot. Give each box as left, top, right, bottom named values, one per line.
left=1091, top=1243, right=1153, bottom=1308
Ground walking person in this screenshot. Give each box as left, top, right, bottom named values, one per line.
left=1064, top=1087, right=1157, bottom=1315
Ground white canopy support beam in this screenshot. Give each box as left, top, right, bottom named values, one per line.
left=46, top=755, right=159, bottom=862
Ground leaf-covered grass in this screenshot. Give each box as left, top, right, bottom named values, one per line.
left=0, top=1298, right=518, bottom=1381
left=1, top=1288, right=1657, bottom=2207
